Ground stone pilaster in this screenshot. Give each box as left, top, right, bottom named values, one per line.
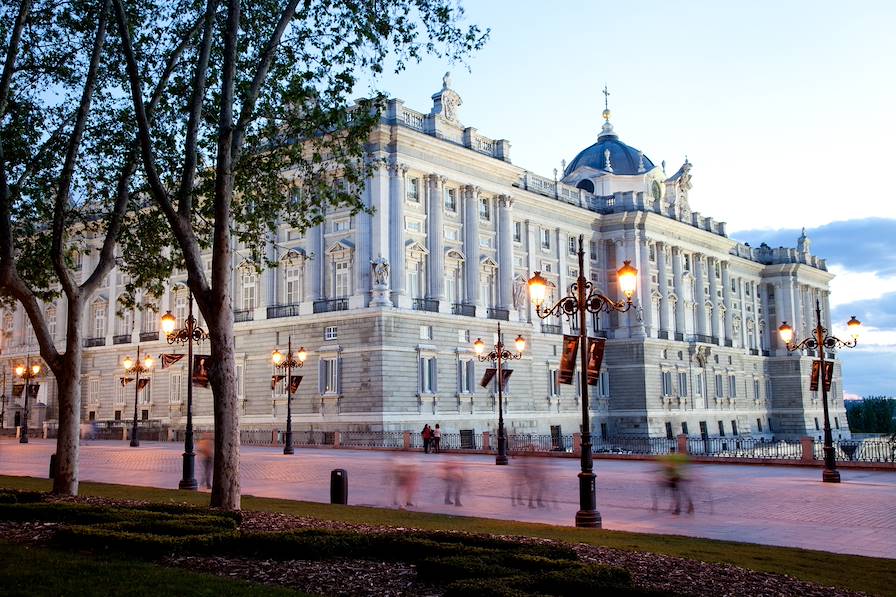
left=721, top=261, right=734, bottom=344
left=496, top=194, right=514, bottom=311
left=656, top=242, right=670, bottom=333
left=672, top=246, right=685, bottom=336
left=463, top=185, right=480, bottom=307
left=388, top=163, right=407, bottom=303
left=427, top=174, right=445, bottom=303
left=637, top=239, right=652, bottom=337
left=708, top=257, right=720, bottom=341
left=694, top=253, right=707, bottom=337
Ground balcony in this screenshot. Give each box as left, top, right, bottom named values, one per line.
left=139, top=331, right=159, bottom=342
left=749, top=348, right=760, bottom=356
left=658, top=330, right=669, bottom=340
left=452, top=303, right=476, bottom=317
left=113, top=334, right=131, bottom=345
left=711, top=336, right=720, bottom=345
left=487, top=307, right=509, bottom=321
left=724, top=339, right=734, bottom=347
left=595, top=329, right=609, bottom=338
left=541, top=323, right=562, bottom=335
left=267, top=303, right=301, bottom=319
left=761, top=350, right=770, bottom=357
left=688, top=334, right=713, bottom=344
left=674, top=332, right=684, bottom=341
left=313, top=298, right=348, bottom=314
left=83, top=337, right=105, bottom=348
left=413, top=298, right=439, bottom=313
left=233, top=309, right=254, bottom=323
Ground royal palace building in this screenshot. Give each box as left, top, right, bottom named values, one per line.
left=0, top=76, right=851, bottom=442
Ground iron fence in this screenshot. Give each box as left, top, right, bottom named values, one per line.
left=593, top=436, right=675, bottom=455
left=340, top=431, right=405, bottom=449
left=822, top=440, right=896, bottom=463
left=504, top=433, right=572, bottom=453
left=687, top=436, right=803, bottom=460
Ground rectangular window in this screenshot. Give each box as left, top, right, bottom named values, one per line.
left=568, top=236, right=577, bottom=255
left=596, top=371, right=610, bottom=397
left=407, top=178, right=419, bottom=202
left=324, top=326, right=338, bottom=340
left=114, top=410, right=121, bottom=421
left=445, top=188, right=457, bottom=212
left=458, top=329, right=469, bottom=343
left=285, top=266, right=301, bottom=304
left=444, top=226, right=460, bottom=241
left=458, top=360, right=475, bottom=394
left=419, top=356, right=437, bottom=393
left=479, top=197, right=491, bottom=221
left=549, top=369, right=560, bottom=396
left=665, top=422, right=673, bottom=440
left=753, top=379, right=761, bottom=400
left=695, top=373, right=703, bottom=396
left=93, top=307, right=106, bottom=339
left=731, top=420, right=738, bottom=436
left=834, top=416, right=840, bottom=429
left=321, top=357, right=339, bottom=394
left=766, top=379, right=773, bottom=402
left=334, top=261, right=350, bottom=298
left=756, top=418, right=763, bottom=432
left=332, top=218, right=351, bottom=232
left=718, top=420, right=725, bottom=436
left=513, top=221, right=522, bottom=243
left=420, top=325, right=433, bottom=340
left=89, top=378, right=100, bottom=404
left=715, top=374, right=724, bottom=397
left=728, top=375, right=737, bottom=397
left=236, top=364, right=244, bottom=399
left=661, top=371, right=673, bottom=396
left=406, top=219, right=422, bottom=233
left=242, top=272, right=257, bottom=310
left=541, top=228, right=551, bottom=250
left=479, top=235, right=494, bottom=248
left=169, top=372, right=182, bottom=404
left=678, top=372, right=688, bottom=396
left=699, top=421, right=708, bottom=437
left=814, top=417, right=820, bottom=431
left=681, top=422, right=689, bottom=436
left=589, top=241, right=597, bottom=261
left=47, top=309, right=57, bottom=339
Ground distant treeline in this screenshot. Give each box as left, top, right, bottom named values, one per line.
left=845, top=397, right=896, bottom=435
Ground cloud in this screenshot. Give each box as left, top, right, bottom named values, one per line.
left=832, top=292, right=896, bottom=332
left=837, top=350, right=896, bottom=398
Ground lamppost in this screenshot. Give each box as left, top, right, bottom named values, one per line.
left=272, top=337, right=307, bottom=455
left=473, top=323, right=525, bottom=465
left=527, top=234, right=637, bottom=528
left=778, top=301, right=861, bottom=483
left=122, top=348, right=154, bottom=448
left=161, top=291, right=208, bottom=490
left=1, top=368, right=7, bottom=429
left=14, top=357, right=41, bottom=444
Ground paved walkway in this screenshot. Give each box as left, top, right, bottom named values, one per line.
left=1, top=439, right=893, bottom=559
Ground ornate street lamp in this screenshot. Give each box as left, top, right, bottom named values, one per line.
left=122, top=348, right=154, bottom=447
left=528, top=234, right=637, bottom=528
left=778, top=301, right=862, bottom=483
left=14, top=357, right=41, bottom=444
left=473, top=322, right=525, bottom=465
left=272, top=337, right=307, bottom=455
left=161, top=290, right=209, bottom=490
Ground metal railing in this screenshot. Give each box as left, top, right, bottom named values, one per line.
left=828, top=440, right=896, bottom=463
left=233, top=309, right=254, bottom=323
left=687, top=436, right=803, bottom=459
left=83, top=337, right=105, bottom=348
left=487, top=307, right=509, bottom=321
left=139, top=331, right=159, bottom=342
left=541, top=323, right=562, bottom=335
left=341, top=431, right=405, bottom=449
left=412, top=298, right=439, bottom=313
left=266, top=303, right=301, bottom=319
left=313, top=298, right=348, bottom=313
left=594, top=436, right=676, bottom=455
left=505, top=434, right=572, bottom=453
left=113, top=334, right=131, bottom=345
left=451, top=303, right=475, bottom=317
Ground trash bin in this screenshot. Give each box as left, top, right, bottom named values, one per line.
left=49, top=453, right=57, bottom=479
left=330, top=468, right=347, bottom=504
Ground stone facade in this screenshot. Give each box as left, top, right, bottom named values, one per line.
left=0, top=78, right=851, bottom=441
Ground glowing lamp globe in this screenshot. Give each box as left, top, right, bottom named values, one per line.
left=617, top=261, right=638, bottom=300
left=514, top=335, right=526, bottom=353
left=847, top=316, right=862, bottom=340
left=527, top=271, right=548, bottom=308
left=778, top=322, right=794, bottom=346
left=160, top=310, right=177, bottom=335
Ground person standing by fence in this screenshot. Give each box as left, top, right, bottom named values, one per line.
left=432, top=424, right=442, bottom=453
left=421, top=424, right=432, bottom=454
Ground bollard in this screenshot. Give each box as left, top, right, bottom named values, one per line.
left=330, top=468, right=347, bottom=504
left=49, top=453, right=58, bottom=479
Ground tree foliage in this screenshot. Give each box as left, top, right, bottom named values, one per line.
left=845, top=397, right=896, bottom=435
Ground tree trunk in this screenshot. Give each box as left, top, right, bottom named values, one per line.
left=207, top=308, right=240, bottom=510
left=51, top=301, right=83, bottom=495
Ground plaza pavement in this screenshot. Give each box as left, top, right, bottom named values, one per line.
left=0, top=438, right=893, bottom=559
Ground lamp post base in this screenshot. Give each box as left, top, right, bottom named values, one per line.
left=179, top=452, right=198, bottom=490
left=495, top=453, right=508, bottom=465
left=283, top=431, right=294, bottom=455
left=822, top=469, right=841, bottom=483
left=283, top=444, right=294, bottom=455
left=575, top=509, right=602, bottom=528
left=19, top=434, right=28, bottom=444
left=130, top=438, right=140, bottom=447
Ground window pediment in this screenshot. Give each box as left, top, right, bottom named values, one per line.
left=326, top=239, right=355, bottom=255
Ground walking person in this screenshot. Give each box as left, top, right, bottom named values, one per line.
left=432, top=423, right=442, bottom=454
left=197, top=433, right=214, bottom=489
left=421, top=424, right=432, bottom=454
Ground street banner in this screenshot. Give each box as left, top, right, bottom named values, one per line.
left=12, top=384, right=23, bottom=397
left=289, top=375, right=303, bottom=394
left=499, top=369, right=513, bottom=391
left=586, top=337, right=606, bottom=386
left=161, top=353, right=185, bottom=369
left=27, top=383, right=39, bottom=398
left=192, top=355, right=211, bottom=388
left=137, top=378, right=149, bottom=391
left=120, top=376, right=134, bottom=386
left=559, top=335, right=579, bottom=384
left=823, top=362, right=834, bottom=392
left=271, top=375, right=286, bottom=390
left=810, top=360, right=820, bottom=391
left=480, top=367, right=497, bottom=388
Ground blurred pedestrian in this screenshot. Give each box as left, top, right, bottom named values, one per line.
left=432, top=424, right=442, bottom=454
left=421, top=423, right=432, bottom=454
left=441, top=459, right=464, bottom=506
left=656, top=449, right=693, bottom=514
left=391, top=456, right=419, bottom=508
left=197, top=433, right=214, bottom=489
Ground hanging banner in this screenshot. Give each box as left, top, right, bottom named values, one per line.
left=161, top=353, right=185, bottom=369
left=822, top=362, right=834, bottom=392
left=499, top=369, right=513, bottom=391
left=27, top=383, right=39, bottom=399
left=271, top=374, right=286, bottom=390
left=12, top=384, right=24, bottom=398
left=120, top=377, right=135, bottom=386
left=586, top=337, right=607, bottom=386
left=559, top=335, right=579, bottom=385
left=810, top=360, right=820, bottom=391
left=192, top=355, right=211, bottom=388
left=137, top=378, right=149, bottom=391
left=480, top=367, right=497, bottom=388
left=289, top=375, right=303, bottom=394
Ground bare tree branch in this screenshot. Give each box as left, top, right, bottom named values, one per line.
left=0, top=0, right=31, bottom=119
left=4, top=271, right=62, bottom=371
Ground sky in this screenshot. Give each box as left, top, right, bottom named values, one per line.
left=359, top=0, right=896, bottom=398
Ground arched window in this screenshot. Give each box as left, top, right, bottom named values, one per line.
left=576, top=179, right=595, bottom=194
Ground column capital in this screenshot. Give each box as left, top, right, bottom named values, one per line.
left=388, top=163, right=409, bottom=177
left=463, top=184, right=480, bottom=199
left=498, top=194, right=514, bottom=208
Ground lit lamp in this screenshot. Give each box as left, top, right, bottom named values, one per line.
left=473, top=322, right=524, bottom=465
left=527, top=234, right=636, bottom=528
left=14, top=357, right=41, bottom=444
left=122, top=346, right=154, bottom=448
left=271, top=337, right=307, bottom=455
left=778, top=305, right=862, bottom=483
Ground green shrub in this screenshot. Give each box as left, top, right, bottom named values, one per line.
left=444, top=577, right=543, bottom=597
left=415, top=555, right=517, bottom=582
left=0, top=489, right=44, bottom=504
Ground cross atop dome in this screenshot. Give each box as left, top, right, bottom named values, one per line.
left=602, top=84, right=611, bottom=122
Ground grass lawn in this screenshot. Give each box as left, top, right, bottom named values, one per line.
left=2, top=475, right=892, bottom=596
left=0, top=540, right=313, bottom=597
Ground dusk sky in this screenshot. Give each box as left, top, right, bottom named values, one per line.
left=360, top=0, right=896, bottom=398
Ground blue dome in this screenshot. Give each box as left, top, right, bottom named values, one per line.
left=565, top=131, right=654, bottom=177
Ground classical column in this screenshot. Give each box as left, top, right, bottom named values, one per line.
left=638, top=239, right=652, bottom=337
left=463, top=185, right=480, bottom=308
left=427, top=174, right=446, bottom=303
left=708, top=257, right=720, bottom=341
left=671, top=246, right=685, bottom=336
left=721, top=261, right=733, bottom=344
left=773, top=280, right=787, bottom=354
left=750, top=281, right=760, bottom=350
left=369, top=162, right=391, bottom=306
left=306, top=223, right=322, bottom=302
left=496, top=194, right=514, bottom=311
left=823, top=290, right=833, bottom=331
left=694, top=253, right=707, bottom=338
left=656, top=242, right=670, bottom=334
left=356, top=183, right=372, bottom=301
left=388, top=163, right=407, bottom=302
left=525, top=219, right=537, bottom=324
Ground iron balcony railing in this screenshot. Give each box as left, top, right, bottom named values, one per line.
left=139, top=331, right=159, bottom=342
left=313, top=298, right=348, bottom=313
left=412, top=298, right=439, bottom=313
left=266, top=303, right=301, bottom=319
left=83, top=337, right=105, bottom=348
left=233, top=309, right=254, bottom=322
left=541, top=323, right=562, bottom=335
left=487, top=307, right=509, bottom=321
left=113, top=334, right=131, bottom=345
left=451, top=303, right=476, bottom=317
left=688, top=334, right=714, bottom=344
left=657, top=330, right=669, bottom=340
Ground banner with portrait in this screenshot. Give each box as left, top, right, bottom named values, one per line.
left=586, top=337, right=606, bottom=386
left=289, top=375, right=303, bottom=394
left=559, top=335, right=579, bottom=385
left=271, top=374, right=286, bottom=390
left=480, top=367, right=497, bottom=388
left=192, top=355, right=211, bottom=388
left=161, top=353, right=185, bottom=369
